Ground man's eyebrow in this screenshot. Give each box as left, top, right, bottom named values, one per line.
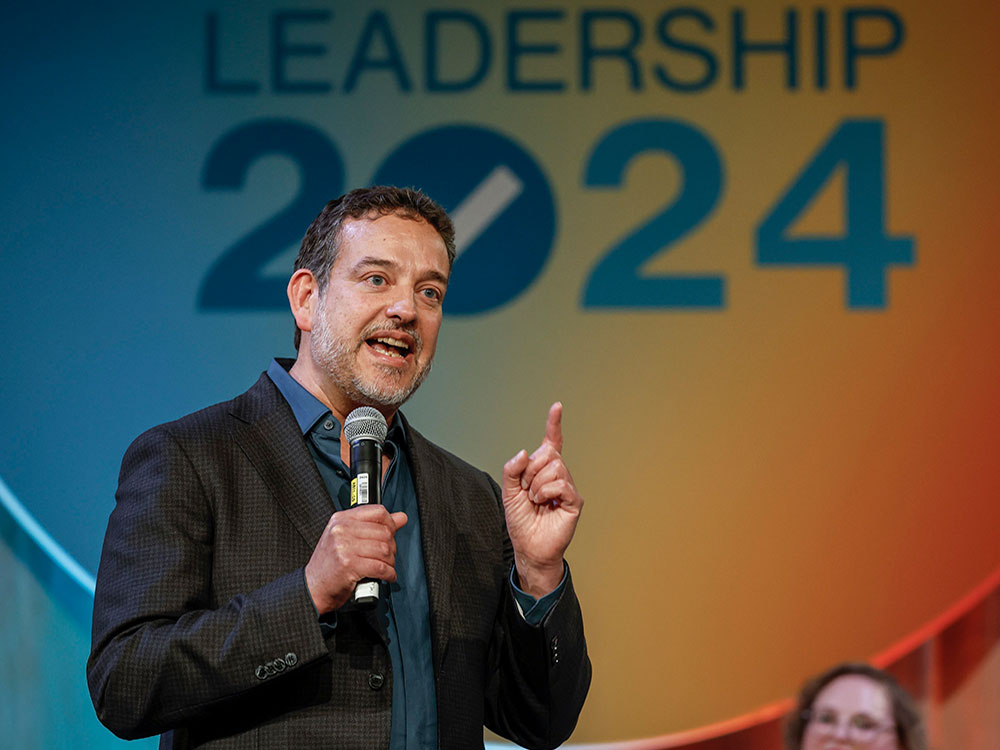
left=350, top=256, right=449, bottom=285
left=423, top=269, right=450, bottom=286
left=350, top=256, right=396, bottom=273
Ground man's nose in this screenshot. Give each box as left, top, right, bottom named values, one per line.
left=386, top=293, right=417, bottom=322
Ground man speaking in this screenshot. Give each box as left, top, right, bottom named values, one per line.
left=87, top=186, right=591, bottom=749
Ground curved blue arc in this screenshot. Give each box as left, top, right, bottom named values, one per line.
left=0, top=474, right=606, bottom=748
left=0, top=474, right=96, bottom=630
left=0, top=473, right=95, bottom=594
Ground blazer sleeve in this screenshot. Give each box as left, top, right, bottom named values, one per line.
left=483, top=478, right=592, bottom=750
left=86, top=425, right=329, bottom=740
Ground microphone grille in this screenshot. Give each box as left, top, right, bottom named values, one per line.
left=343, top=406, right=388, bottom=444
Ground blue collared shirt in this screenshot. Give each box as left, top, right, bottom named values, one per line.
left=267, top=359, right=563, bottom=748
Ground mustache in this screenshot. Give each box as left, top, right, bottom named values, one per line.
left=358, top=321, right=422, bottom=353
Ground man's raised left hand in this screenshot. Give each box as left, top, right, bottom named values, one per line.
left=502, top=402, right=583, bottom=599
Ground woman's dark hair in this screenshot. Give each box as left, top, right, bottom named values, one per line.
left=784, top=662, right=927, bottom=750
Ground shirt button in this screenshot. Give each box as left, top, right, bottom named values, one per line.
left=324, top=420, right=335, bottom=430
left=368, top=672, right=385, bottom=690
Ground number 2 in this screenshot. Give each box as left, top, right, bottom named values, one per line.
left=582, top=119, right=725, bottom=308
left=199, top=119, right=344, bottom=310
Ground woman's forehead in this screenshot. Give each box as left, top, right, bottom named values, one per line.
left=814, top=674, right=893, bottom=717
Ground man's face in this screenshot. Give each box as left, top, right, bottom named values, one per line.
left=309, top=213, right=450, bottom=410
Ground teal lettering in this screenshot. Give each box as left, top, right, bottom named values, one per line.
left=344, top=11, right=413, bottom=92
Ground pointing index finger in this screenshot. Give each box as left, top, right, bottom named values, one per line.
left=544, top=402, right=564, bottom=452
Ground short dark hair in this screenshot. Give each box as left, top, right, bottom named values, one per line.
left=292, top=186, right=456, bottom=349
left=784, top=662, right=927, bottom=750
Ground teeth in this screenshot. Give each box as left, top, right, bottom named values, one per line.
left=370, top=336, right=410, bottom=358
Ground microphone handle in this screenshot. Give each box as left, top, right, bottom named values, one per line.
left=351, top=438, right=382, bottom=609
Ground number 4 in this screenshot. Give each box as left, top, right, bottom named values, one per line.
left=756, top=120, right=914, bottom=308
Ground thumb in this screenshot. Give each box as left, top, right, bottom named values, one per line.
left=390, top=511, right=409, bottom=532
left=502, top=449, right=529, bottom=497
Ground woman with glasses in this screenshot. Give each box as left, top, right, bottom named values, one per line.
left=784, top=662, right=927, bottom=750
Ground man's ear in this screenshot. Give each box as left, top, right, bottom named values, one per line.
left=288, top=269, right=318, bottom=334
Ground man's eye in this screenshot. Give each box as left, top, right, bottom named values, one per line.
left=368, top=275, right=386, bottom=287
left=421, top=287, right=441, bottom=301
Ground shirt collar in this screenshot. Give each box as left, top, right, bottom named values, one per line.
left=267, top=358, right=330, bottom=434
left=267, top=358, right=408, bottom=446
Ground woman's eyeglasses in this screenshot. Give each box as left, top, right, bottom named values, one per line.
left=804, top=708, right=896, bottom=744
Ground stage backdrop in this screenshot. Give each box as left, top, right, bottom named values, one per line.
left=2, top=1, right=999, bottom=746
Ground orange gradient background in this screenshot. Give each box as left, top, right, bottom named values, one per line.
left=383, top=1, right=1000, bottom=741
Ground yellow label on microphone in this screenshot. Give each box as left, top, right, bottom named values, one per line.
left=351, top=474, right=369, bottom=506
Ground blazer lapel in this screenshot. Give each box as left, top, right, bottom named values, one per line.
left=403, top=417, right=456, bottom=676
left=229, top=374, right=334, bottom=549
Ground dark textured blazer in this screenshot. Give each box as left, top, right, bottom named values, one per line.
left=88, top=373, right=590, bottom=749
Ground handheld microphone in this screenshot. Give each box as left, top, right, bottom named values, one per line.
left=343, top=406, right=388, bottom=609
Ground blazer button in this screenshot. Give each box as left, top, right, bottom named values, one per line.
left=368, top=672, right=385, bottom=690
left=284, top=652, right=298, bottom=667
left=255, top=665, right=267, bottom=680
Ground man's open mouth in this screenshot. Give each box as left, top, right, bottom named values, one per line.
left=367, top=335, right=412, bottom=359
